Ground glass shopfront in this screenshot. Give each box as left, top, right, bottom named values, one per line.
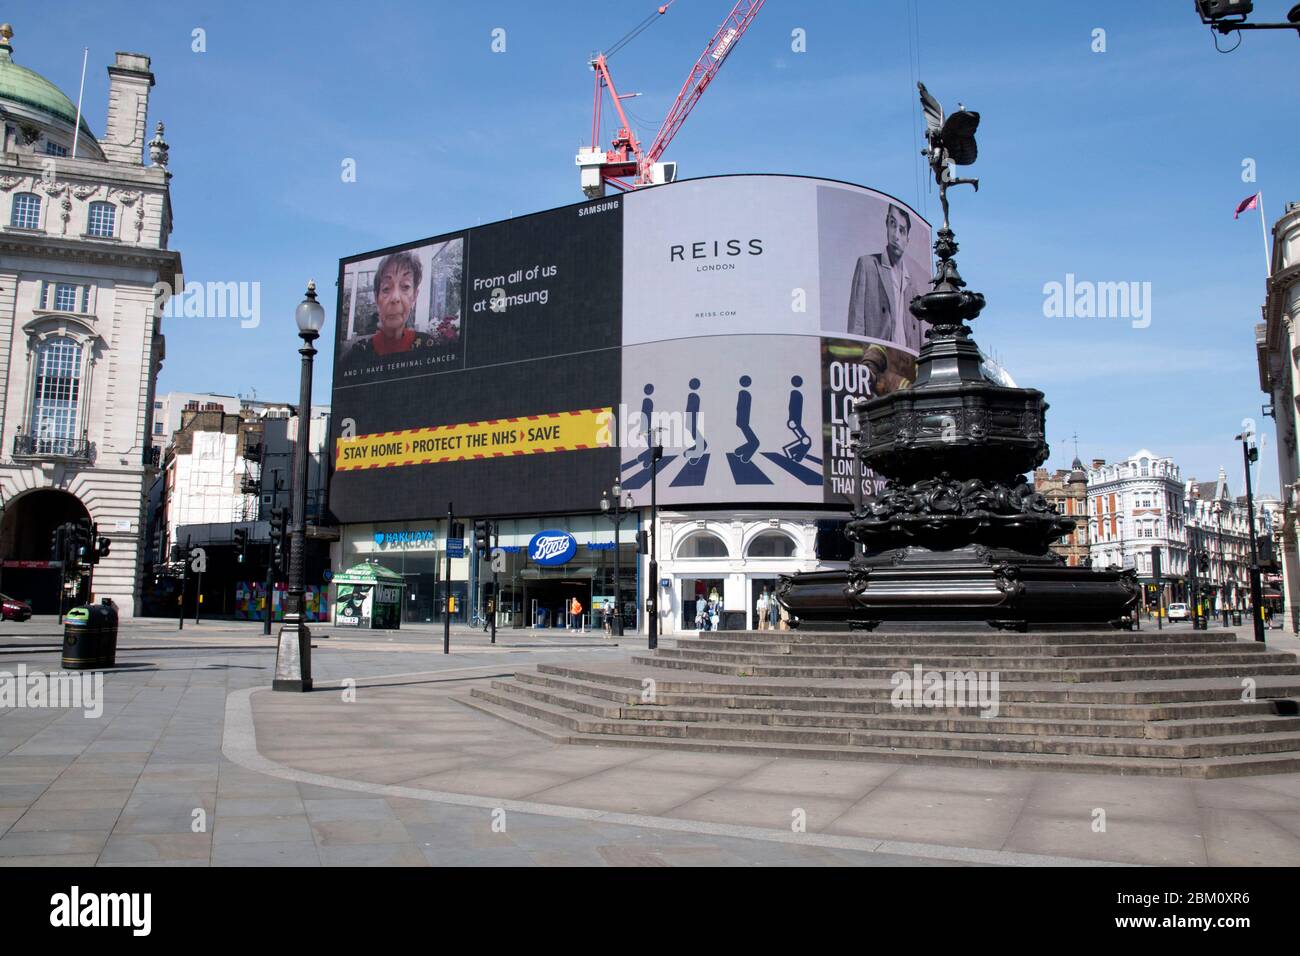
left=339, top=514, right=639, bottom=630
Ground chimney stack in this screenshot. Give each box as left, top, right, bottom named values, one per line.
left=102, top=52, right=154, bottom=164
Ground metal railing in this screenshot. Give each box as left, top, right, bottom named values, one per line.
left=12, top=432, right=93, bottom=460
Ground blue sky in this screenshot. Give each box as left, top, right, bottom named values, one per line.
left=11, top=0, right=1298, bottom=494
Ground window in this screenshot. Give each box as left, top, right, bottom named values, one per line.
left=746, top=531, right=797, bottom=558
left=10, top=192, right=39, bottom=229
left=44, top=141, right=67, bottom=157
left=29, top=336, right=83, bottom=454
left=676, top=532, right=729, bottom=559
left=87, top=201, right=115, bottom=238
left=153, top=422, right=164, bottom=435
left=53, top=283, right=78, bottom=313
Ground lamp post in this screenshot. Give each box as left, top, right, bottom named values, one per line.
left=1214, top=499, right=1229, bottom=627
left=648, top=432, right=663, bottom=650
left=1236, top=431, right=1267, bottom=643
left=600, top=481, right=633, bottom=637
left=273, top=281, right=324, bottom=692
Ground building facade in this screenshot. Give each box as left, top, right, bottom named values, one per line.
left=0, top=27, right=179, bottom=614
left=1033, top=461, right=1090, bottom=567
left=1256, top=198, right=1300, bottom=631
left=144, top=400, right=331, bottom=617
left=1086, top=451, right=1187, bottom=606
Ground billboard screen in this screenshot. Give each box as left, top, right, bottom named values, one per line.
left=329, top=175, right=929, bottom=522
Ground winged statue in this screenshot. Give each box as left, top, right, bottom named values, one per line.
left=918, top=82, right=980, bottom=232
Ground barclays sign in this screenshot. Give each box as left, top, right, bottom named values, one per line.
left=528, top=530, right=577, bottom=566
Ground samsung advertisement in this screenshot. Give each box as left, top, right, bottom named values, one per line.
left=329, top=175, right=930, bottom=522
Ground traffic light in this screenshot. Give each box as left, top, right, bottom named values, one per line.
left=473, top=520, right=490, bottom=554
left=450, top=520, right=465, bottom=541
left=1259, top=536, right=1277, bottom=569
left=50, top=523, right=69, bottom=563
left=66, top=519, right=92, bottom=569
left=1197, top=551, right=1210, bottom=574
left=268, top=508, right=288, bottom=567
left=233, top=528, right=248, bottom=562
left=93, top=535, right=110, bottom=565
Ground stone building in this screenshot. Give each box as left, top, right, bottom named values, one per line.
left=1086, top=450, right=1187, bottom=604
left=0, top=25, right=179, bottom=614
left=1033, top=460, right=1090, bottom=567
left=1256, top=199, right=1300, bottom=630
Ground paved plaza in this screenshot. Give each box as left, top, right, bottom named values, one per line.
left=2, top=617, right=1299, bottom=866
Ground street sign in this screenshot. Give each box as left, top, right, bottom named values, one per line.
left=446, top=538, right=465, bottom=558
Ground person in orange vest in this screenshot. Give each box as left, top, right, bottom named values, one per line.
left=569, top=596, right=583, bottom=630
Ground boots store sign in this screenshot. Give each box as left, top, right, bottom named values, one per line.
left=528, top=531, right=577, bottom=566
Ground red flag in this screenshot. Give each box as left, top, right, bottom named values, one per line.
left=1235, top=193, right=1260, bottom=219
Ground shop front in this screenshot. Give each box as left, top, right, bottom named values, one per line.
left=653, top=510, right=833, bottom=635
left=334, top=514, right=639, bottom=631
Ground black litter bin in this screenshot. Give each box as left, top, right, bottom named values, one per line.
left=62, top=602, right=119, bottom=670
left=1232, top=610, right=1242, bottom=626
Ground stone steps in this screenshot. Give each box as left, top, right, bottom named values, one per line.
left=496, top=677, right=1300, bottom=740
left=534, top=662, right=1300, bottom=704
left=457, top=632, right=1300, bottom=777
left=684, top=638, right=1264, bottom=657
left=513, top=668, right=1293, bottom=720
left=633, top=652, right=1300, bottom=683
left=460, top=687, right=1300, bottom=778
left=471, top=686, right=1300, bottom=759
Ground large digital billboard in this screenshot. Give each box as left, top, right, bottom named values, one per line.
left=329, top=175, right=929, bottom=522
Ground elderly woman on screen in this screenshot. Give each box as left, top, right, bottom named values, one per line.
left=347, top=251, right=437, bottom=361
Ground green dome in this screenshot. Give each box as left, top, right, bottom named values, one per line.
left=0, top=31, right=97, bottom=141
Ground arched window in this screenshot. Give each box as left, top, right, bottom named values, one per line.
left=87, top=201, right=115, bottom=238
left=10, top=192, right=40, bottom=229
left=29, top=336, right=83, bottom=455
left=675, top=531, right=729, bottom=559
left=746, top=531, right=798, bottom=558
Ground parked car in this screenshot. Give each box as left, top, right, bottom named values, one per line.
left=0, top=594, right=32, bottom=621
left=1167, top=602, right=1189, bottom=621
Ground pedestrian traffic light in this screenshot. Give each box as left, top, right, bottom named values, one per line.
left=233, top=527, right=248, bottom=562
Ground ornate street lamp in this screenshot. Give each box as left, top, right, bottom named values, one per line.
left=600, top=480, right=633, bottom=637
left=273, top=281, right=325, bottom=692
left=1235, top=430, right=1267, bottom=643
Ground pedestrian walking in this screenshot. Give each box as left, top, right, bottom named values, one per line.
left=570, top=596, right=583, bottom=630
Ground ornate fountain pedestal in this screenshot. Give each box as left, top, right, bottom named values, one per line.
left=778, top=229, right=1137, bottom=631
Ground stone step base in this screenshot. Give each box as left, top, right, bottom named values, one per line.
left=457, top=690, right=1300, bottom=779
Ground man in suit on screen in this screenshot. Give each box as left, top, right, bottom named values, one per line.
left=846, top=203, right=922, bottom=351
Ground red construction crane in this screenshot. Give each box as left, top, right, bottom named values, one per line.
left=577, top=0, right=765, bottom=198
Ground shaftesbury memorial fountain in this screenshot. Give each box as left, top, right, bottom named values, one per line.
left=779, top=84, right=1138, bottom=631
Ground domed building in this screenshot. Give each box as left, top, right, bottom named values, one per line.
left=0, top=24, right=180, bottom=615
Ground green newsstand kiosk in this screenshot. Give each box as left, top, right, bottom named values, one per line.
left=333, top=560, right=404, bottom=630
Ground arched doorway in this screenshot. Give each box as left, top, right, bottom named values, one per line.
left=0, top=488, right=91, bottom=613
